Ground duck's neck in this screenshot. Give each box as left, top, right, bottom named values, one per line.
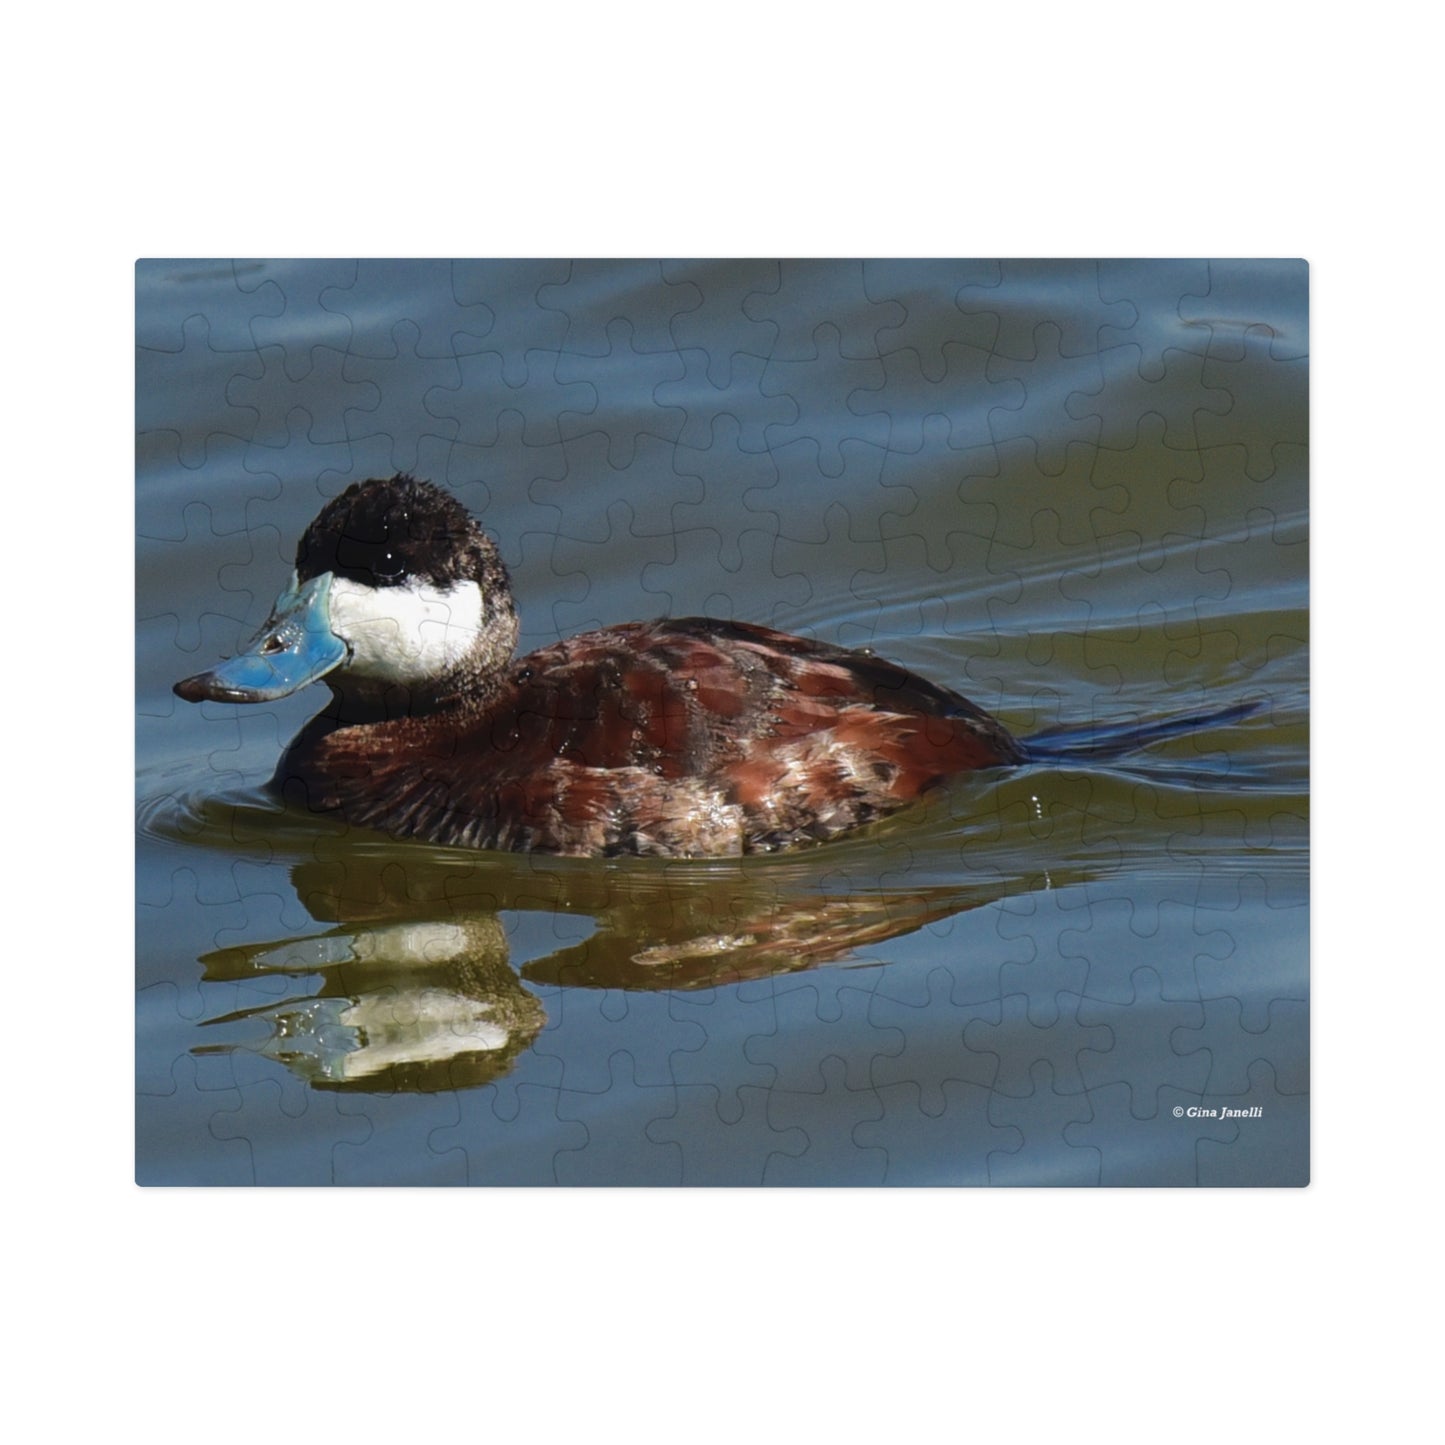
left=320, top=658, right=511, bottom=727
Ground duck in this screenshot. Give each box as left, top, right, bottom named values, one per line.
left=172, top=473, right=1028, bottom=856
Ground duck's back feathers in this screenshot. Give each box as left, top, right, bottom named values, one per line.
left=277, top=618, right=1022, bottom=856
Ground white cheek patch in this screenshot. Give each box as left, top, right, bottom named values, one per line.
left=328, top=577, right=483, bottom=685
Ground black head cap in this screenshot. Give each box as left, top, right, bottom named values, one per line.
left=296, top=474, right=494, bottom=589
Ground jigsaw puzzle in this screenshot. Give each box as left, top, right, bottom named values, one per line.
left=135, top=258, right=1309, bottom=1186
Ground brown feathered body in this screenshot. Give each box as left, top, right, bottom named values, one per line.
left=277, top=617, right=1023, bottom=857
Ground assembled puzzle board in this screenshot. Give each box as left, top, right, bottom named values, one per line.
left=136, top=259, right=1308, bottom=1185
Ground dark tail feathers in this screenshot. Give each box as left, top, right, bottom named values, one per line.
left=1020, top=700, right=1260, bottom=765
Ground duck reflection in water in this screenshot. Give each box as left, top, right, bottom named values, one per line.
left=194, top=846, right=1095, bottom=1093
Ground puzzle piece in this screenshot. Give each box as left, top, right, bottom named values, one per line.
left=136, top=258, right=1308, bottom=1187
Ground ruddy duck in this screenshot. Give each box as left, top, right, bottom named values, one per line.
left=175, top=475, right=1235, bottom=857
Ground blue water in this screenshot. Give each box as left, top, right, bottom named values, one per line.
left=136, top=258, right=1308, bottom=1185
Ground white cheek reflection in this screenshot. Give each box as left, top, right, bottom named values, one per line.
left=328, top=577, right=483, bottom=684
